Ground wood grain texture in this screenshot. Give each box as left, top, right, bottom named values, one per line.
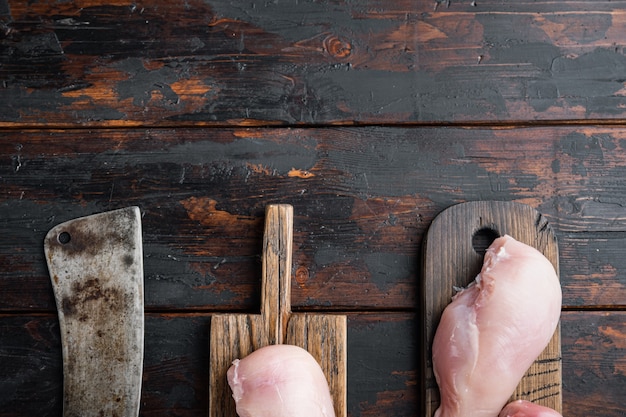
left=209, top=205, right=293, bottom=417
left=0, top=312, right=623, bottom=417
left=2, top=126, right=626, bottom=312
left=2, top=2, right=626, bottom=415
left=561, top=311, right=626, bottom=417
left=286, top=314, right=347, bottom=417
left=210, top=204, right=347, bottom=417
left=3, top=1, right=626, bottom=126
left=422, top=201, right=561, bottom=416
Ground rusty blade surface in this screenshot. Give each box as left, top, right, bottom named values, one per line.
left=44, top=207, right=144, bottom=417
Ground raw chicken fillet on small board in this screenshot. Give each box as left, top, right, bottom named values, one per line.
left=422, top=201, right=562, bottom=417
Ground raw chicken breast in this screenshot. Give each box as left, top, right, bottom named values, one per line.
left=432, top=235, right=562, bottom=417
left=499, top=400, right=563, bottom=417
left=227, top=344, right=335, bottom=417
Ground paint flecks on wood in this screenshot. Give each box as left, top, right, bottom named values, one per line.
left=3, top=1, right=626, bottom=125
left=2, top=2, right=626, bottom=416
left=3, top=127, right=626, bottom=312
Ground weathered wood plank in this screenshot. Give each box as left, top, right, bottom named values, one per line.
left=3, top=127, right=626, bottom=311
left=559, top=234, right=626, bottom=307
left=0, top=313, right=415, bottom=417
left=3, top=1, right=626, bottom=126
left=561, top=311, right=626, bottom=417
left=0, top=311, right=623, bottom=417
left=1, top=2, right=623, bottom=415
left=0, top=314, right=62, bottom=417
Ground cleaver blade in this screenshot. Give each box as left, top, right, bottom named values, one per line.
left=44, top=206, right=144, bottom=417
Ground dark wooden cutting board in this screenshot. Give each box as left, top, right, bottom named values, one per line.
left=421, top=201, right=562, bottom=416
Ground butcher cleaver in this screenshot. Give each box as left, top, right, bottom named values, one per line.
left=44, top=206, right=144, bottom=417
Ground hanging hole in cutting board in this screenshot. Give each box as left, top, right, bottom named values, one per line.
left=472, top=227, right=500, bottom=256
left=58, top=231, right=71, bottom=244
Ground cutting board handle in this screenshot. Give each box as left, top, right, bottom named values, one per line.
left=209, top=204, right=347, bottom=417
left=261, top=204, right=293, bottom=344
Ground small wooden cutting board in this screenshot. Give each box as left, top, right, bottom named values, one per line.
left=209, top=204, right=347, bottom=417
left=421, top=201, right=562, bottom=416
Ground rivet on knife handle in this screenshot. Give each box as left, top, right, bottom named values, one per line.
left=45, top=207, right=144, bottom=417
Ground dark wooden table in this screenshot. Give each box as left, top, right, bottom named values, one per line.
left=1, top=1, right=625, bottom=416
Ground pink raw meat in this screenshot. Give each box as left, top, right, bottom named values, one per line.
left=227, top=344, right=335, bottom=417
left=499, top=400, right=563, bottom=417
left=432, top=235, right=562, bottom=417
